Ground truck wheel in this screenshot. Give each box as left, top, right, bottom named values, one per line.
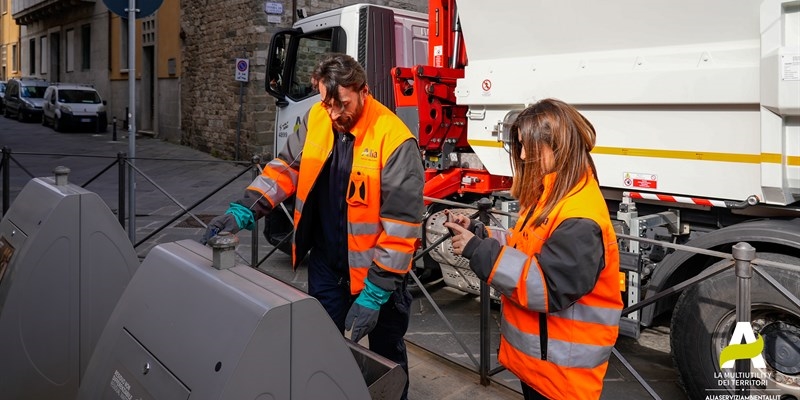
left=670, top=253, right=800, bottom=399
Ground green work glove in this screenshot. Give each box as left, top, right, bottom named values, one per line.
left=202, top=203, right=255, bottom=244
left=345, top=279, right=392, bottom=343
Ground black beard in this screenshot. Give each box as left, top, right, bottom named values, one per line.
left=333, top=118, right=353, bottom=132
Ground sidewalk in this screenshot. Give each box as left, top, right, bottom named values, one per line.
left=0, top=117, right=687, bottom=399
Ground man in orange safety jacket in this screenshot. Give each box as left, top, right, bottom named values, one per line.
left=205, top=53, right=424, bottom=400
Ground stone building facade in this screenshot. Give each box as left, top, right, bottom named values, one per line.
left=180, top=0, right=428, bottom=161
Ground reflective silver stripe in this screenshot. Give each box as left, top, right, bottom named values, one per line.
left=267, top=159, right=299, bottom=184
left=522, top=259, right=548, bottom=312
left=349, top=249, right=374, bottom=269
left=349, top=221, right=381, bottom=236
left=295, top=197, right=304, bottom=215
left=349, top=221, right=419, bottom=238
left=501, top=319, right=613, bottom=369
left=492, top=247, right=528, bottom=298
left=551, top=303, right=621, bottom=327
left=249, top=175, right=289, bottom=205
left=382, top=220, right=420, bottom=239
left=374, top=247, right=413, bottom=272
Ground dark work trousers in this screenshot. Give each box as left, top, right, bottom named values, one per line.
left=521, top=381, right=551, bottom=400
left=308, top=254, right=412, bottom=400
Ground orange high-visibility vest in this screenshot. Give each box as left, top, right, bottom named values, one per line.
left=262, top=95, right=419, bottom=294
left=491, top=172, right=622, bottom=400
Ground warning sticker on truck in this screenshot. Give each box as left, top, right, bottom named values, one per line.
left=781, top=54, right=799, bottom=81
left=623, top=172, right=658, bottom=189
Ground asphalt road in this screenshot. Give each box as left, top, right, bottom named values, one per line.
left=0, top=114, right=688, bottom=399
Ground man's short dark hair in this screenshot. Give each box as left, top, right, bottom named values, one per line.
left=311, top=53, right=367, bottom=106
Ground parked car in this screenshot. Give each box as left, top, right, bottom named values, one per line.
left=0, top=81, right=6, bottom=113
left=3, top=77, right=49, bottom=122
left=42, top=83, right=107, bottom=132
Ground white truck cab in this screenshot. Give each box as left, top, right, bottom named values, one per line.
left=265, top=3, right=428, bottom=155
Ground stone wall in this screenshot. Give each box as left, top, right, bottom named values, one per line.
left=180, top=0, right=427, bottom=161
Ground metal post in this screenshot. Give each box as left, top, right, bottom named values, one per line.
left=732, top=242, right=755, bottom=397
left=235, top=49, right=247, bottom=161
left=126, top=1, right=137, bottom=243
left=2, top=147, right=10, bottom=214
left=117, top=152, right=126, bottom=228
left=476, top=197, right=493, bottom=385
left=112, top=117, right=117, bottom=141
left=250, top=155, right=261, bottom=267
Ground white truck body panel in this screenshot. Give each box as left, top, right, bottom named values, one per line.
left=455, top=0, right=800, bottom=205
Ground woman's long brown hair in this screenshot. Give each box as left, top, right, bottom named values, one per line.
left=509, top=98, right=598, bottom=227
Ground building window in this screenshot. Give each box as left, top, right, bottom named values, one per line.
left=40, top=36, right=47, bottom=75
left=81, top=24, right=90, bottom=70
left=11, top=44, right=17, bottom=72
left=120, top=18, right=129, bottom=71
left=29, top=39, right=36, bottom=75
left=66, top=29, right=74, bottom=72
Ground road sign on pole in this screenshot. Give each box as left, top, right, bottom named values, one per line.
left=235, top=59, right=250, bottom=82
left=104, top=0, right=164, bottom=19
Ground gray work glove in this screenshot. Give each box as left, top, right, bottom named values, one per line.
left=202, top=213, right=240, bottom=244
left=345, top=303, right=380, bottom=343
left=345, top=279, right=392, bottom=342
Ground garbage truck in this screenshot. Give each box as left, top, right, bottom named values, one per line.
left=263, top=1, right=800, bottom=398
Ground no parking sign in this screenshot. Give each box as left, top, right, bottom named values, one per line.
left=235, top=58, right=250, bottom=82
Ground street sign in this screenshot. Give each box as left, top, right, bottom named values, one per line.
left=235, top=59, right=250, bottom=82
left=264, top=2, right=283, bottom=14
left=104, top=0, right=164, bottom=19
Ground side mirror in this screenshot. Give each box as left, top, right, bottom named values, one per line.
left=103, top=100, right=107, bottom=105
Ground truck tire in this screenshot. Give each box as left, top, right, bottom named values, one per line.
left=670, top=253, right=800, bottom=400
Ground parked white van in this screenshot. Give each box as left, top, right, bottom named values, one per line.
left=42, top=83, right=107, bottom=132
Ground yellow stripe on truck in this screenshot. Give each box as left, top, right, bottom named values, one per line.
left=467, top=140, right=799, bottom=166
left=591, top=147, right=799, bottom=166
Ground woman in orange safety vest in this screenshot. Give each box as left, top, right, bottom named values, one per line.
left=446, top=98, right=623, bottom=400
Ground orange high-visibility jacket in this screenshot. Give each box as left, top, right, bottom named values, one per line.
left=244, top=95, right=422, bottom=294
left=488, top=172, right=622, bottom=400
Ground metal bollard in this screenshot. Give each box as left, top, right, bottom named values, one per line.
left=208, top=231, right=239, bottom=270
left=112, top=117, right=117, bottom=141
left=53, top=166, right=70, bottom=186
left=732, top=242, right=756, bottom=397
